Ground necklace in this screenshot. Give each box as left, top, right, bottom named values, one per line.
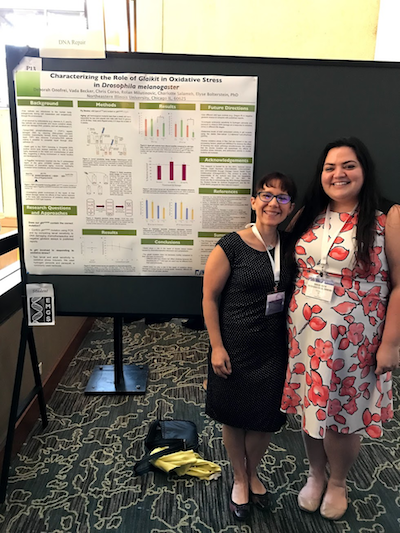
left=249, top=224, right=278, bottom=251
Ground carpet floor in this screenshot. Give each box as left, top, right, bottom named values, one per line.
left=0, top=317, right=399, bottom=532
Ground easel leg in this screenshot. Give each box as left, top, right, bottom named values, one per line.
left=0, top=318, right=28, bottom=503
left=27, top=328, right=48, bottom=427
left=114, top=316, right=123, bottom=385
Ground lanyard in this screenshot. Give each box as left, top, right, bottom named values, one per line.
left=250, top=224, right=281, bottom=286
left=320, top=204, right=357, bottom=273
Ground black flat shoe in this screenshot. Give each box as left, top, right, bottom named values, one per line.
left=250, top=489, right=270, bottom=512
left=229, top=498, right=250, bottom=520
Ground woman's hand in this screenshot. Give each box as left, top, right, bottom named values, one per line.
left=211, top=346, right=232, bottom=378
left=375, top=342, right=400, bottom=375
left=377, top=205, right=400, bottom=376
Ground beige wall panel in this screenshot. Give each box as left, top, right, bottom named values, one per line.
left=162, top=0, right=380, bottom=60
left=0, top=312, right=87, bottom=443
left=136, top=0, right=164, bottom=52
left=0, top=109, right=16, bottom=218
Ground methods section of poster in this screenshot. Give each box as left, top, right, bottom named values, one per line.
left=14, top=71, right=257, bottom=276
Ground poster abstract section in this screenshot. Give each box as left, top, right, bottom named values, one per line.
left=15, top=70, right=258, bottom=276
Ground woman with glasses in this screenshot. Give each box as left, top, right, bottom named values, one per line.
left=203, top=172, right=297, bottom=520
left=281, top=137, right=400, bottom=520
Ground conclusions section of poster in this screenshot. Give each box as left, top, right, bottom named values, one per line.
left=15, top=70, right=257, bottom=276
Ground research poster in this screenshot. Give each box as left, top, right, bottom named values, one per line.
left=14, top=70, right=258, bottom=276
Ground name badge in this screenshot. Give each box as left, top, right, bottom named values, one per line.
left=305, top=275, right=334, bottom=302
left=265, top=291, right=285, bottom=315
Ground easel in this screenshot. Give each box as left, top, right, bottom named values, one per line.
left=0, top=296, right=48, bottom=503
left=0, top=45, right=49, bottom=504
left=0, top=45, right=151, bottom=503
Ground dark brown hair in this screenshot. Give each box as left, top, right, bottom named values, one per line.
left=253, top=171, right=297, bottom=203
left=291, top=137, right=380, bottom=269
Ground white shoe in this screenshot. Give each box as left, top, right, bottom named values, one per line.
left=297, top=479, right=326, bottom=513
left=320, top=487, right=348, bottom=520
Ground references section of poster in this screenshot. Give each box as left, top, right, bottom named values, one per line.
left=15, top=71, right=257, bottom=275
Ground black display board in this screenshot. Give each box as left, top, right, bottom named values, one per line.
left=7, top=46, right=400, bottom=317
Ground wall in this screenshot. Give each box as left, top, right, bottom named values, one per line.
left=0, top=108, right=16, bottom=219
left=137, top=0, right=380, bottom=60
left=0, top=311, right=88, bottom=446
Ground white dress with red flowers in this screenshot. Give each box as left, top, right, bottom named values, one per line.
left=281, top=209, right=393, bottom=439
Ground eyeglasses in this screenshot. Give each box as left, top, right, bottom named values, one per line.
left=256, top=192, right=291, bottom=204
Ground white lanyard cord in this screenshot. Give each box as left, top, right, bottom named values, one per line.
left=320, top=204, right=357, bottom=272
left=250, top=224, right=281, bottom=285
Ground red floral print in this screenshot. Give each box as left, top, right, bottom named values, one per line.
left=339, top=376, right=357, bottom=397
left=302, top=229, right=317, bottom=243
left=296, top=245, right=306, bottom=255
left=341, top=268, right=353, bottom=289
left=348, top=322, right=365, bottom=345
left=343, top=397, right=358, bottom=415
left=303, top=304, right=312, bottom=320
left=281, top=209, right=393, bottom=439
left=357, top=340, right=376, bottom=379
left=289, top=292, right=298, bottom=313
left=309, top=317, right=327, bottom=331
left=298, top=258, right=307, bottom=269
left=293, top=362, right=306, bottom=374
left=381, top=404, right=393, bottom=423
left=326, top=358, right=345, bottom=372
left=361, top=286, right=381, bottom=315
left=347, top=290, right=360, bottom=302
left=328, top=398, right=342, bottom=416
left=307, top=371, right=329, bottom=407
left=311, top=355, right=321, bottom=370
left=329, top=246, right=350, bottom=261
left=338, top=338, right=350, bottom=350
left=333, top=302, right=357, bottom=315
left=281, top=381, right=301, bottom=414
left=314, top=339, right=334, bottom=361
left=334, top=286, right=346, bottom=297
left=377, top=214, right=386, bottom=228
left=288, top=326, right=301, bottom=358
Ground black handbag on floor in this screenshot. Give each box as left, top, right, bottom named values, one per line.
left=134, top=419, right=199, bottom=476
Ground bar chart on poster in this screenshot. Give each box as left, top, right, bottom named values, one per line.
left=146, top=159, right=190, bottom=183
left=14, top=70, right=257, bottom=277
left=143, top=199, right=194, bottom=221
left=139, top=111, right=195, bottom=141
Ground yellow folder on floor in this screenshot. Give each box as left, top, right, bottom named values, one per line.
left=149, top=447, right=221, bottom=480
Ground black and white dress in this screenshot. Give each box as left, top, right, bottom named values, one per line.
left=205, top=231, right=295, bottom=432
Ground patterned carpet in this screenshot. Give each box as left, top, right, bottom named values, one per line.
left=0, top=318, right=399, bottom=533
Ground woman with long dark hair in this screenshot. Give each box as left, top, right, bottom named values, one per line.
left=281, top=137, right=400, bottom=520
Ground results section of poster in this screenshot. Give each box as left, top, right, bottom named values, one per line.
left=15, top=70, right=257, bottom=276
